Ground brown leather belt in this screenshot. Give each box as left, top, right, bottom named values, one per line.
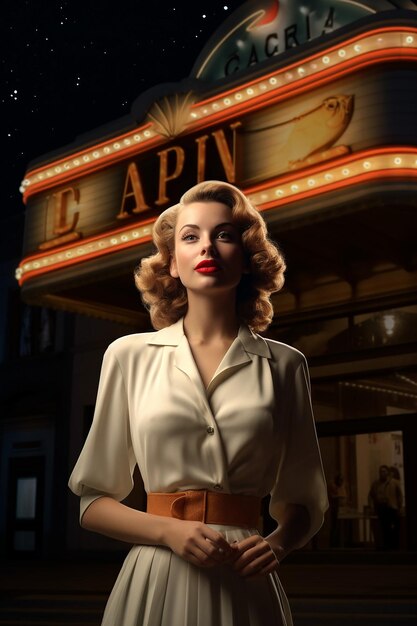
left=146, top=490, right=261, bottom=528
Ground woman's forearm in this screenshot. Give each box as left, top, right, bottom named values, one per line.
left=265, top=503, right=310, bottom=560
left=81, top=496, right=172, bottom=545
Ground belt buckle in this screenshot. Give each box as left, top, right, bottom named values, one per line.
left=171, top=490, right=208, bottom=522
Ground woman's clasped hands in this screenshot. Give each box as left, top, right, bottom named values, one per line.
left=165, top=519, right=280, bottom=577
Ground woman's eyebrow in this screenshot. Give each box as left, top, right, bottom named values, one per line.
left=179, top=224, right=199, bottom=232
left=179, top=222, right=235, bottom=233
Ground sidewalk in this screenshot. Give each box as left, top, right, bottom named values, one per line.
left=1, top=556, right=416, bottom=626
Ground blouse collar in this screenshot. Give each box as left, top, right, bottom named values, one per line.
left=146, top=317, right=271, bottom=359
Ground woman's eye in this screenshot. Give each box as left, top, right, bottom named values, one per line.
left=181, top=233, right=197, bottom=241
left=217, top=230, right=233, bottom=240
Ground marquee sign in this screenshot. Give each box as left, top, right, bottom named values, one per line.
left=16, top=0, right=417, bottom=295
left=192, top=0, right=378, bottom=81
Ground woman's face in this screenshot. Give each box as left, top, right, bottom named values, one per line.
left=170, top=201, right=246, bottom=296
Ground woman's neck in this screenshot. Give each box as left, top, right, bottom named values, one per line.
left=183, top=292, right=240, bottom=344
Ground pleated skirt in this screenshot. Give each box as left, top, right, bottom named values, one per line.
left=101, top=525, right=293, bottom=626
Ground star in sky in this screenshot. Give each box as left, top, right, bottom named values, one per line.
left=1, top=1, right=245, bottom=214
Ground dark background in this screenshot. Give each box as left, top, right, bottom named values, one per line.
left=2, top=0, right=248, bottom=222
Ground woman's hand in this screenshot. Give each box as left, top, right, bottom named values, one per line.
left=164, top=518, right=233, bottom=568
left=229, top=535, right=280, bottom=577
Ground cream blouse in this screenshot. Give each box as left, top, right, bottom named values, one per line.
left=68, top=318, right=328, bottom=547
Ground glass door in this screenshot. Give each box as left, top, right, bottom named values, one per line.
left=6, top=456, right=45, bottom=557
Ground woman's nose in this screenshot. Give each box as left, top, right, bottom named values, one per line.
left=199, top=236, right=216, bottom=256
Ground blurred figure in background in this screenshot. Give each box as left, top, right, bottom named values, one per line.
left=368, top=465, right=403, bottom=550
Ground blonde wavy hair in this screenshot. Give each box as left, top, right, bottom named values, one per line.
left=135, top=180, right=285, bottom=331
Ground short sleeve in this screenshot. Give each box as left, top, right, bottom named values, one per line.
left=269, top=354, right=328, bottom=547
left=68, top=346, right=136, bottom=521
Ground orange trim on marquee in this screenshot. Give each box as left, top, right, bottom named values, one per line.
left=19, top=216, right=156, bottom=264
left=253, top=168, right=416, bottom=212
left=244, top=145, right=417, bottom=193
left=18, top=234, right=153, bottom=286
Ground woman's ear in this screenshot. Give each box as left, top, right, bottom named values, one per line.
left=170, top=255, right=179, bottom=278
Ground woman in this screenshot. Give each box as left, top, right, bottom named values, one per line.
left=69, top=180, right=328, bottom=626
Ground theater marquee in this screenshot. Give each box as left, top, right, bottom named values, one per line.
left=17, top=0, right=417, bottom=324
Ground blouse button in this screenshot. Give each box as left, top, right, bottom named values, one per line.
left=206, top=426, right=215, bottom=435
left=214, top=483, right=223, bottom=490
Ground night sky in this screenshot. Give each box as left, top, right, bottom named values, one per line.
left=2, top=0, right=247, bottom=220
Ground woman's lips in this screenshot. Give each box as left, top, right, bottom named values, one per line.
left=196, top=266, right=220, bottom=274
left=195, top=260, right=220, bottom=273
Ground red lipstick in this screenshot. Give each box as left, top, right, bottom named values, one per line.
left=195, top=259, right=220, bottom=273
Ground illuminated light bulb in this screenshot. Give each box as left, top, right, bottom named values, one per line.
left=19, top=185, right=25, bottom=193
left=394, top=157, right=402, bottom=165
left=123, top=138, right=131, bottom=145
left=203, top=108, right=209, bottom=113
left=77, top=248, right=85, bottom=255
left=33, top=262, right=40, bottom=269
left=144, top=130, right=151, bottom=137
left=212, top=103, right=220, bottom=110
left=354, top=44, right=362, bottom=52
left=322, top=56, right=330, bottom=64
left=113, top=143, right=121, bottom=149
left=55, top=166, right=62, bottom=173
left=98, top=241, right=105, bottom=248
left=297, top=67, right=306, bottom=75
left=121, top=235, right=128, bottom=242
left=275, top=189, right=284, bottom=196
left=246, top=88, right=254, bottom=95
left=64, top=163, right=70, bottom=169
left=103, top=147, right=111, bottom=154
left=15, top=268, right=23, bottom=280
left=269, top=77, right=277, bottom=85
left=291, top=184, right=299, bottom=192
left=74, top=159, right=80, bottom=166
left=190, top=112, right=198, bottom=118
left=405, top=36, right=414, bottom=44
left=307, top=178, right=316, bottom=186
left=324, top=173, right=333, bottom=181
left=234, top=93, right=242, bottom=100
left=363, top=161, right=371, bottom=169
left=377, top=37, right=383, bottom=43
left=23, top=179, right=30, bottom=186
left=338, top=49, right=346, bottom=57
left=47, top=171, right=52, bottom=177
left=133, top=134, right=141, bottom=141
left=110, top=238, right=118, bottom=245
left=38, top=174, right=44, bottom=180
left=93, top=151, right=100, bottom=158
left=83, top=155, right=90, bottom=162
left=342, top=168, right=350, bottom=175
left=65, top=251, right=73, bottom=258
left=224, top=98, right=231, bottom=105
left=132, top=231, right=139, bottom=238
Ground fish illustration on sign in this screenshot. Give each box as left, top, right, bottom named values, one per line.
left=242, top=94, right=354, bottom=177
